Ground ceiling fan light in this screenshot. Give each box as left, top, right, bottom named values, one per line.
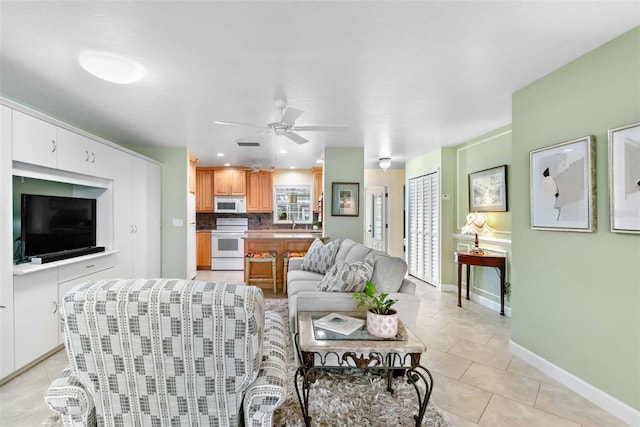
left=79, top=51, right=145, bottom=84
left=379, top=157, right=391, bottom=172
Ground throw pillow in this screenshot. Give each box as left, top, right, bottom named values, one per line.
left=318, top=252, right=375, bottom=292
left=301, top=238, right=340, bottom=274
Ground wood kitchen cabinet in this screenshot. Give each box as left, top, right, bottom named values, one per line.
left=196, top=231, right=211, bottom=269
left=189, top=154, right=198, bottom=194
left=247, top=171, right=273, bottom=213
left=311, top=166, right=323, bottom=213
left=214, top=169, right=246, bottom=195
left=196, top=168, right=215, bottom=212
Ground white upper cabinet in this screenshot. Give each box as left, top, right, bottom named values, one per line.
left=12, top=110, right=58, bottom=169
left=57, top=127, right=114, bottom=179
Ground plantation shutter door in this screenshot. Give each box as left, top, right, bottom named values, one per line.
left=407, top=171, right=440, bottom=286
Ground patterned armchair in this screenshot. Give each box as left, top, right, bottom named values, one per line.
left=44, top=279, right=288, bottom=427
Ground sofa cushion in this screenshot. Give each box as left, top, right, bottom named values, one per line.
left=344, top=244, right=373, bottom=264
left=370, top=254, right=408, bottom=293
left=318, top=252, right=375, bottom=292
left=334, top=239, right=357, bottom=263
left=301, top=238, right=340, bottom=274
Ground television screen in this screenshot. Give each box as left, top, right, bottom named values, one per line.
left=21, top=194, right=97, bottom=257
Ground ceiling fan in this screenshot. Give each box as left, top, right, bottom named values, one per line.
left=214, top=99, right=348, bottom=144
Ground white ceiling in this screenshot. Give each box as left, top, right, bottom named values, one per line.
left=1, top=1, right=638, bottom=170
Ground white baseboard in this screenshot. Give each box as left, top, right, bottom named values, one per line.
left=509, top=341, right=640, bottom=426
left=440, top=283, right=511, bottom=317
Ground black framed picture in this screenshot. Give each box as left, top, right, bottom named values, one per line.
left=331, top=182, right=359, bottom=216
left=468, top=165, right=508, bottom=212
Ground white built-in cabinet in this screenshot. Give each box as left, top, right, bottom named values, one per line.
left=12, top=110, right=58, bottom=169
left=13, top=255, right=115, bottom=370
left=13, top=269, right=59, bottom=370
left=407, top=172, right=440, bottom=286
left=57, top=127, right=114, bottom=179
left=113, top=150, right=161, bottom=278
left=2, top=101, right=162, bottom=380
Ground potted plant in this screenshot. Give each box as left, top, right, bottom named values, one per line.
left=311, top=219, right=320, bottom=230
left=353, top=281, right=399, bottom=338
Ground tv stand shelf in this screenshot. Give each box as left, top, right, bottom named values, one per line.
left=13, top=249, right=119, bottom=276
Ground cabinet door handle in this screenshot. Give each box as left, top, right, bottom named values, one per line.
left=86, top=264, right=95, bottom=268
left=130, top=225, right=134, bottom=233
left=85, top=150, right=90, bottom=162
left=91, top=152, right=96, bottom=163
left=133, top=225, right=138, bottom=233
left=51, top=139, right=57, bottom=152
left=53, top=301, right=58, bottom=314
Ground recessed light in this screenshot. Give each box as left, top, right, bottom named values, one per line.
left=279, top=149, right=288, bottom=154
left=290, top=166, right=296, bottom=169
left=217, top=153, right=225, bottom=157
left=79, top=51, right=146, bottom=84
left=224, top=163, right=231, bottom=167
left=316, top=159, right=323, bottom=164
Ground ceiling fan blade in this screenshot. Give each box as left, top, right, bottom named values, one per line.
left=214, top=120, right=268, bottom=129
left=284, top=131, right=308, bottom=145
left=280, top=107, right=304, bottom=125
left=291, top=125, right=349, bottom=132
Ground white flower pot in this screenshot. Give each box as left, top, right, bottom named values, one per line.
left=366, top=309, right=398, bottom=338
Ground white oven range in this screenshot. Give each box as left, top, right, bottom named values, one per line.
left=211, top=217, right=248, bottom=271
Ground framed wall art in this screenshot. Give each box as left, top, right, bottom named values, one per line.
left=331, top=182, right=359, bottom=216
left=608, top=121, right=640, bottom=233
left=530, top=135, right=596, bottom=232
left=468, top=165, right=508, bottom=212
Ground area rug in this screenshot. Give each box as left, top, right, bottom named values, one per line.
left=266, top=298, right=450, bottom=427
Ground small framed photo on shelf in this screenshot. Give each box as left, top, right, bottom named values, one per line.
left=608, top=121, right=640, bottom=234
left=530, top=135, right=596, bottom=232
left=468, top=165, right=508, bottom=212
left=331, top=182, right=359, bottom=216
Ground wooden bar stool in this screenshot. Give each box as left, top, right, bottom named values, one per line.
left=282, top=251, right=307, bottom=294
left=245, top=251, right=277, bottom=294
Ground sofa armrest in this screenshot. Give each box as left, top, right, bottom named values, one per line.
left=287, top=257, right=305, bottom=271
left=398, top=277, right=416, bottom=295
left=44, top=366, right=96, bottom=427
left=243, top=310, right=288, bottom=427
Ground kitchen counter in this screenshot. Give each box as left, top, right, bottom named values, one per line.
left=243, top=233, right=327, bottom=292
left=243, top=232, right=323, bottom=239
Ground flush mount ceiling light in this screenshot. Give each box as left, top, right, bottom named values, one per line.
left=79, top=51, right=146, bottom=84
left=379, top=157, right=391, bottom=172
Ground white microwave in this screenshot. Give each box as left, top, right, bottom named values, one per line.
left=214, top=196, right=247, bottom=213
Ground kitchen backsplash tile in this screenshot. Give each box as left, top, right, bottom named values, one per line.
left=197, top=212, right=318, bottom=231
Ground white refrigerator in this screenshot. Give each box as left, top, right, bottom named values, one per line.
left=187, top=193, right=197, bottom=279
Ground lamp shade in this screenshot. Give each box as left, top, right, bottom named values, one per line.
left=461, top=212, right=493, bottom=235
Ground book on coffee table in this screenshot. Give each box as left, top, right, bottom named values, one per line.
left=313, top=313, right=365, bottom=336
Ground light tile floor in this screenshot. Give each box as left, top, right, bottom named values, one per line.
left=0, top=271, right=628, bottom=426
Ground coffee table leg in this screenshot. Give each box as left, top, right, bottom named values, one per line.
left=406, top=365, right=434, bottom=427
left=294, top=366, right=315, bottom=427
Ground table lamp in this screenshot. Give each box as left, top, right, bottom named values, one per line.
left=462, top=212, right=493, bottom=254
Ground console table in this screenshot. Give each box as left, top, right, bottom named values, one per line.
left=454, top=251, right=506, bottom=315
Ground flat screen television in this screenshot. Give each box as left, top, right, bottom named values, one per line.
left=21, top=194, right=97, bottom=257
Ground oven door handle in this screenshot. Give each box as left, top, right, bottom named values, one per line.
left=212, top=233, right=246, bottom=239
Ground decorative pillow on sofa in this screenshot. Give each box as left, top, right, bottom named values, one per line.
left=318, top=252, right=375, bottom=292
left=301, top=238, right=340, bottom=274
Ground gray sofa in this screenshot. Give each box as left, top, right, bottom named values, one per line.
left=286, top=238, right=420, bottom=331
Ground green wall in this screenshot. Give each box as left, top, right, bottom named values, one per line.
left=323, top=147, right=365, bottom=243
left=453, top=126, right=512, bottom=307
left=130, top=146, right=189, bottom=279
left=511, top=27, right=640, bottom=410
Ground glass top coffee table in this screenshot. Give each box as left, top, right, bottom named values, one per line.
left=294, top=311, right=433, bottom=427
